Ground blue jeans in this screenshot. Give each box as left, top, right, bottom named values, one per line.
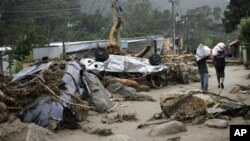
left=200, top=73, right=209, bottom=91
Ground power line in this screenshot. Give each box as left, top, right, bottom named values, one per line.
left=3, top=0, right=80, bottom=11
left=88, top=0, right=96, bottom=15
left=1, top=9, right=81, bottom=22
left=3, top=7, right=81, bottom=14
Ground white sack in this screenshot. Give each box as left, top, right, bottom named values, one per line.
left=196, top=44, right=211, bottom=61
left=212, top=42, right=225, bottom=56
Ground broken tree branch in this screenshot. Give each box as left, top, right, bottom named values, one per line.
left=38, top=81, right=92, bottom=110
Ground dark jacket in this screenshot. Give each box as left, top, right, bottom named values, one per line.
left=213, top=50, right=226, bottom=68
left=197, top=57, right=208, bottom=74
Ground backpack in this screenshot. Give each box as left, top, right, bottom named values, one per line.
left=214, top=51, right=225, bottom=67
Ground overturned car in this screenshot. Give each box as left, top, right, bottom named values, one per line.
left=80, top=48, right=167, bottom=88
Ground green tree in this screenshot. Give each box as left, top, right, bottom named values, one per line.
left=122, top=0, right=156, bottom=36
left=0, top=0, right=81, bottom=60
left=13, top=19, right=46, bottom=61
left=223, top=0, right=250, bottom=33
left=182, top=5, right=224, bottom=51
left=238, top=17, right=250, bottom=43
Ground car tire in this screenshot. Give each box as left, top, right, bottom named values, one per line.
left=149, top=53, right=161, bottom=66
left=94, top=48, right=109, bottom=62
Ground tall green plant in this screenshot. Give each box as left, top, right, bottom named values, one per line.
left=238, top=17, right=250, bottom=43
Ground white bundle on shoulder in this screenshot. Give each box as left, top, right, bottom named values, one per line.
left=196, top=44, right=211, bottom=61
left=212, top=42, right=225, bottom=56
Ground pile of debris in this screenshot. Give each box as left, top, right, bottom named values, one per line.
left=161, top=54, right=196, bottom=64
left=135, top=89, right=250, bottom=138
left=164, top=62, right=199, bottom=85
left=158, top=90, right=250, bottom=126
left=0, top=60, right=115, bottom=130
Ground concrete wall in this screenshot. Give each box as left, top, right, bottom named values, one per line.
left=33, top=47, right=61, bottom=60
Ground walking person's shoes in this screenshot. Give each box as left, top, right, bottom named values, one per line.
left=217, top=84, right=220, bottom=88
left=221, top=83, right=224, bottom=89
left=203, top=89, right=208, bottom=94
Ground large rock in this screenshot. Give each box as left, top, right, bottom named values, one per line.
left=230, top=85, right=241, bottom=94
left=107, top=82, right=154, bottom=101
left=194, top=94, right=215, bottom=106
left=107, top=82, right=136, bottom=97
left=84, top=72, right=115, bottom=113
left=0, top=102, right=8, bottom=123
left=149, top=121, right=187, bottom=136
left=205, top=119, right=229, bottom=128
left=0, top=120, right=55, bottom=141
left=107, top=134, right=136, bottom=141
left=160, top=94, right=207, bottom=121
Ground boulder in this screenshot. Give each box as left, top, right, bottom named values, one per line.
left=230, top=85, right=241, bottom=94
left=107, top=82, right=154, bottom=101
left=0, top=120, right=55, bottom=141
left=194, top=94, right=215, bottom=106
left=205, top=119, right=229, bottom=128
left=160, top=94, right=207, bottom=121
left=149, top=121, right=187, bottom=136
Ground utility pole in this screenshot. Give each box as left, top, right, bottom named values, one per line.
left=169, top=0, right=176, bottom=54
left=62, top=39, right=66, bottom=60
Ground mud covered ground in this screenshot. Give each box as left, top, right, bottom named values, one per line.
left=50, top=65, right=250, bottom=141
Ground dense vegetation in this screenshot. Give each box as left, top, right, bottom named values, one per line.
left=0, top=0, right=230, bottom=60
left=223, top=0, right=250, bottom=33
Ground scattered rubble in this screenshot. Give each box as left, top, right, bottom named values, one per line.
left=102, top=112, right=137, bottom=124
left=161, top=54, right=196, bottom=63
left=82, top=127, right=113, bottom=136
left=164, top=62, right=199, bottom=85
left=102, top=76, right=139, bottom=88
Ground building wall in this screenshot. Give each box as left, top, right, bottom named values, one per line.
left=33, top=46, right=61, bottom=60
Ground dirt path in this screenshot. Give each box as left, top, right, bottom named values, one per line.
left=53, top=65, right=250, bottom=141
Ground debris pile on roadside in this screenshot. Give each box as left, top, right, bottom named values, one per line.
left=161, top=54, right=196, bottom=63
left=0, top=60, right=116, bottom=130
left=164, top=62, right=199, bottom=85
left=138, top=89, right=250, bottom=133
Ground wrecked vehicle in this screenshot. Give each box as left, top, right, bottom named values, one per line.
left=80, top=47, right=167, bottom=88
left=0, top=60, right=115, bottom=130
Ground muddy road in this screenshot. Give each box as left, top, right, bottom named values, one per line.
left=53, top=65, right=250, bottom=141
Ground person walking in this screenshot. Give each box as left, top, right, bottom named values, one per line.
left=212, top=42, right=226, bottom=89
left=196, top=44, right=211, bottom=93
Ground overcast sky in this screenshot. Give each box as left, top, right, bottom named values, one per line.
left=80, top=0, right=229, bottom=15
left=151, top=0, right=229, bottom=15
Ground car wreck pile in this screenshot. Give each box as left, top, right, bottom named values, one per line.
left=1, top=49, right=250, bottom=141
left=0, top=60, right=116, bottom=131
left=0, top=50, right=201, bottom=134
